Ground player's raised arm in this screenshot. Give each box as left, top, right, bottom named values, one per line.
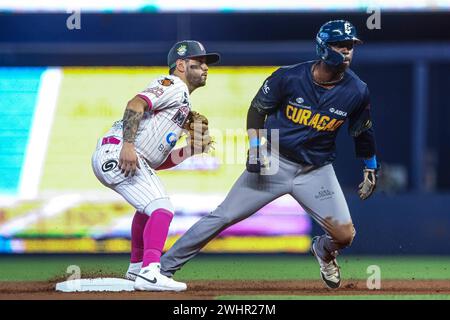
left=119, top=96, right=147, bottom=177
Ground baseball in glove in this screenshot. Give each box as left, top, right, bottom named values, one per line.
left=183, top=110, right=214, bottom=154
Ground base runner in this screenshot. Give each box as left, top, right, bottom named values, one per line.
left=160, top=20, right=380, bottom=289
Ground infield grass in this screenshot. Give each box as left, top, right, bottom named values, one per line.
left=0, top=254, right=449, bottom=282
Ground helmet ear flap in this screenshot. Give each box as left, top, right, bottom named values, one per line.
left=315, top=36, right=345, bottom=67
left=315, top=36, right=328, bottom=61
left=327, top=49, right=345, bottom=67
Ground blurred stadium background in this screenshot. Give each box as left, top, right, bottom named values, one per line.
left=0, top=1, right=449, bottom=259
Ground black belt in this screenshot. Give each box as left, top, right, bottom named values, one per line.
left=277, top=146, right=310, bottom=166
left=266, top=142, right=308, bottom=166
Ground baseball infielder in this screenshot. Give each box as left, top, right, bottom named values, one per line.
left=159, top=20, right=379, bottom=289
left=91, top=40, right=219, bottom=291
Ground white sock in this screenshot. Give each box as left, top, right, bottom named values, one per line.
left=128, top=262, right=142, bottom=271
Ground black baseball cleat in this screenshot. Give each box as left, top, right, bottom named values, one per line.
left=310, top=236, right=341, bottom=289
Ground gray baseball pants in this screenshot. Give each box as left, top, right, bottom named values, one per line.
left=160, top=151, right=355, bottom=276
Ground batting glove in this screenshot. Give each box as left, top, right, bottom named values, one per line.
left=246, top=146, right=267, bottom=173
left=358, top=165, right=380, bottom=200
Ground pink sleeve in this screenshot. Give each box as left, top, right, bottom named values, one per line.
left=137, top=94, right=153, bottom=111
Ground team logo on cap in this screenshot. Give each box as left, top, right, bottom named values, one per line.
left=177, top=44, right=187, bottom=56
left=344, top=22, right=352, bottom=35
left=319, top=32, right=329, bottom=40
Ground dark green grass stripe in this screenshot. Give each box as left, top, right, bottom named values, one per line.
left=1, top=255, right=450, bottom=281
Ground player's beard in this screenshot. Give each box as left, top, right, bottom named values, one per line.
left=330, top=58, right=350, bottom=74
left=335, top=62, right=348, bottom=73
left=186, top=70, right=207, bottom=89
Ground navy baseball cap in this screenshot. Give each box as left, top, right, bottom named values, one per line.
left=167, top=40, right=220, bottom=69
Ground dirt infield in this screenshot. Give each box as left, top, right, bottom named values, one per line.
left=1, top=279, right=449, bottom=299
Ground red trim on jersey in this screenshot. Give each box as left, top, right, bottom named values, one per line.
left=137, top=94, right=153, bottom=111
left=156, top=147, right=190, bottom=170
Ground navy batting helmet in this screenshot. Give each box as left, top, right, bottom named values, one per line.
left=316, top=20, right=362, bottom=67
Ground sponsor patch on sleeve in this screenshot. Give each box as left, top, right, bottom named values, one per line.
left=158, top=77, right=174, bottom=87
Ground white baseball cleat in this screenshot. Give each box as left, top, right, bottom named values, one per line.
left=134, top=263, right=187, bottom=292
left=125, top=262, right=142, bottom=281
left=311, top=236, right=341, bottom=289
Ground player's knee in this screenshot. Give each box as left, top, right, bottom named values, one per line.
left=143, top=198, right=174, bottom=216
left=217, top=213, right=235, bottom=226
left=331, top=223, right=355, bottom=247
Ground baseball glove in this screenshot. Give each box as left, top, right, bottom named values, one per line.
left=183, top=110, right=213, bottom=154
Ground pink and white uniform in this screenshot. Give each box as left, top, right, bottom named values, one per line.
left=91, top=74, right=191, bottom=214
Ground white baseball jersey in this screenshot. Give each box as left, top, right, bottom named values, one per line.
left=91, top=74, right=191, bottom=215
left=102, top=74, right=191, bottom=169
